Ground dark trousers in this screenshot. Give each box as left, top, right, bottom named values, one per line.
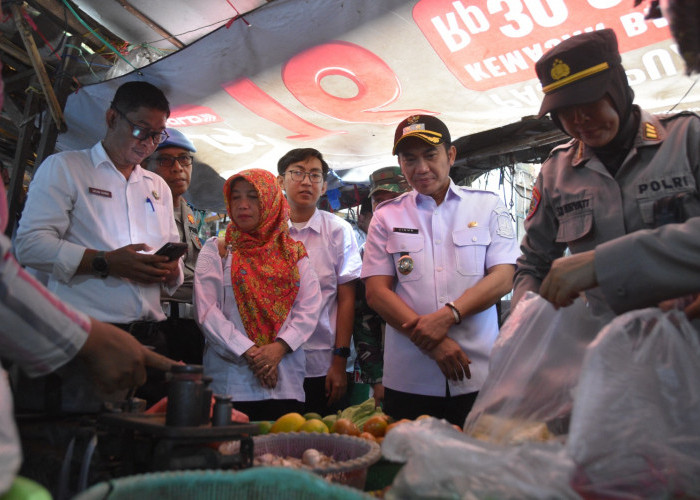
left=111, top=321, right=169, bottom=407
left=303, top=373, right=354, bottom=416
left=383, top=386, right=478, bottom=427
left=162, top=317, right=204, bottom=365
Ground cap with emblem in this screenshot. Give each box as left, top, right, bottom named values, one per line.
left=156, top=128, right=197, bottom=152
left=368, top=166, right=410, bottom=198
left=393, top=115, right=451, bottom=155
left=535, top=29, right=623, bottom=118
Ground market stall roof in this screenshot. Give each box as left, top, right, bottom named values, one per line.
left=2, top=0, right=699, bottom=211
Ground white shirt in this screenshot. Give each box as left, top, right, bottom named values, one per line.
left=193, top=237, right=322, bottom=402
left=361, top=182, right=520, bottom=396
left=15, top=142, right=183, bottom=323
left=288, top=209, right=362, bottom=377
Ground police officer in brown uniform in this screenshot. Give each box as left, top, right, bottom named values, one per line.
left=513, top=29, right=700, bottom=315
left=146, top=128, right=205, bottom=364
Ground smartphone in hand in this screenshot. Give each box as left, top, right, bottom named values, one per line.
left=155, top=242, right=188, bottom=261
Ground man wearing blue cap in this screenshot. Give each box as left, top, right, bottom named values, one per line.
left=146, top=128, right=204, bottom=364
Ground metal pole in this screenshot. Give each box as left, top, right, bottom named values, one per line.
left=35, top=35, right=80, bottom=167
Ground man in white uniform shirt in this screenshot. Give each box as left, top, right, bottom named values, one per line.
left=277, top=148, right=362, bottom=415
left=362, top=115, right=519, bottom=426
left=15, top=81, right=183, bottom=407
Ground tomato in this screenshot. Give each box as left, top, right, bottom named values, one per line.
left=359, top=431, right=377, bottom=442
left=363, top=415, right=389, bottom=437
left=385, top=418, right=411, bottom=434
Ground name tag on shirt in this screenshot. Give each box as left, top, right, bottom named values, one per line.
left=88, top=187, right=112, bottom=198
left=393, top=227, right=419, bottom=234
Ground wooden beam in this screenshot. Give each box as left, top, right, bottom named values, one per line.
left=0, top=35, right=33, bottom=66
left=27, top=0, right=123, bottom=54
left=9, top=3, right=66, bottom=132
left=114, top=0, right=185, bottom=49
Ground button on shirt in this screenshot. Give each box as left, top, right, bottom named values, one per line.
left=14, top=142, right=183, bottom=323
left=288, top=209, right=362, bottom=377
left=361, top=183, right=520, bottom=396
left=193, top=237, right=322, bottom=402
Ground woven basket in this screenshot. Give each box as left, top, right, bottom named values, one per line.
left=73, top=468, right=372, bottom=500
left=219, top=432, right=382, bottom=489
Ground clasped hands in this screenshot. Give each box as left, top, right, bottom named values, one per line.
left=244, top=342, right=287, bottom=389
left=403, top=309, right=471, bottom=381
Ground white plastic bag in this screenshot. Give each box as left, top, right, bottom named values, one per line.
left=568, top=308, right=700, bottom=498
left=382, top=417, right=579, bottom=500
left=464, top=292, right=609, bottom=443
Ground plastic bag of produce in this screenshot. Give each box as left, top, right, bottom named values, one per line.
left=568, top=308, right=700, bottom=498
left=382, top=417, right=579, bottom=499
left=464, top=292, right=609, bottom=443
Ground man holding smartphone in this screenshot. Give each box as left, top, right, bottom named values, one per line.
left=146, top=128, right=205, bottom=365
left=14, top=81, right=184, bottom=408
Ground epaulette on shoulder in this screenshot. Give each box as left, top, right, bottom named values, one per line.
left=656, top=110, right=700, bottom=121
left=375, top=190, right=411, bottom=209
left=456, top=185, right=498, bottom=197
left=542, top=138, right=576, bottom=163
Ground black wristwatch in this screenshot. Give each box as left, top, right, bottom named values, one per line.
left=92, top=251, right=109, bottom=278
left=332, top=346, right=351, bottom=358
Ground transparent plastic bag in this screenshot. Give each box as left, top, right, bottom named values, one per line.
left=464, top=292, right=609, bottom=444
left=382, top=417, right=579, bottom=500
left=568, top=308, right=700, bottom=498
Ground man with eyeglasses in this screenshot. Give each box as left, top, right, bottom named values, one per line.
left=15, top=81, right=183, bottom=410
left=145, top=128, right=204, bottom=365
left=276, top=148, right=362, bottom=415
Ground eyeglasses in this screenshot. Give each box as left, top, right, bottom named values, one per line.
left=113, top=107, right=169, bottom=144
left=285, top=170, right=324, bottom=184
left=152, top=155, right=194, bottom=168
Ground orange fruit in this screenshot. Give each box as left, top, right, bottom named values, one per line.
left=359, top=431, right=377, bottom=442
left=270, top=412, right=306, bottom=433
left=298, top=418, right=329, bottom=433
left=331, top=417, right=360, bottom=436
left=363, top=415, right=389, bottom=437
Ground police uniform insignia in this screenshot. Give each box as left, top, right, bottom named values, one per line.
left=187, top=213, right=195, bottom=225
left=643, top=122, right=658, bottom=140
left=151, top=190, right=160, bottom=200
left=397, top=254, right=414, bottom=275
left=468, top=221, right=478, bottom=228
left=407, top=115, right=420, bottom=124
left=526, top=186, right=541, bottom=221
left=550, top=59, right=570, bottom=81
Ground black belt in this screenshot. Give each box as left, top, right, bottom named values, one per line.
left=162, top=301, right=195, bottom=320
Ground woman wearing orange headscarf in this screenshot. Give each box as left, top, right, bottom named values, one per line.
left=194, top=169, right=321, bottom=421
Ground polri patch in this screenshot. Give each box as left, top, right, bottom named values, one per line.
left=88, top=187, right=112, bottom=198
left=393, top=227, right=419, bottom=234
left=526, top=186, right=541, bottom=221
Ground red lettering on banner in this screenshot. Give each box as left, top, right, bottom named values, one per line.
left=282, top=40, right=434, bottom=124
left=222, top=78, right=343, bottom=140
left=167, top=105, right=222, bottom=127
left=413, top=0, right=671, bottom=91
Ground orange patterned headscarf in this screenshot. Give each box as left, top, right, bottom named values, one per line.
left=223, top=169, right=307, bottom=345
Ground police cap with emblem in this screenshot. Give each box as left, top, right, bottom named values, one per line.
left=156, top=128, right=197, bottom=152
left=393, top=115, right=451, bottom=155
left=368, top=166, right=410, bottom=198
left=536, top=29, right=624, bottom=118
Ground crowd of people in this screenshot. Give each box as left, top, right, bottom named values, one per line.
left=2, top=27, right=700, bottom=494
